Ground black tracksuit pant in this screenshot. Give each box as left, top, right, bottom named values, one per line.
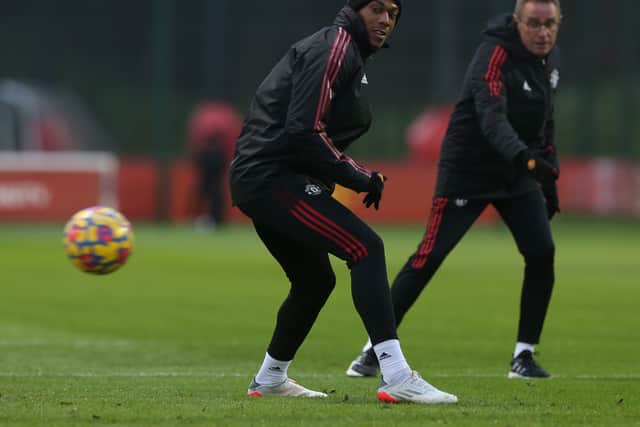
left=238, top=175, right=397, bottom=361
left=392, top=189, right=555, bottom=344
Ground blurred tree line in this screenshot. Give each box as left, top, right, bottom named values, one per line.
left=0, top=0, right=638, bottom=159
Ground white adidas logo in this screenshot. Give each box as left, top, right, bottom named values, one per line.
left=361, top=74, right=369, bottom=85
left=523, top=80, right=532, bottom=92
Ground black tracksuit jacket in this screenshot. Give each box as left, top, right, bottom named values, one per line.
left=435, top=14, right=561, bottom=199
left=230, top=6, right=379, bottom=206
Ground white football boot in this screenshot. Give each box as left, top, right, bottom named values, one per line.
left=377, top=371, right=458, bottom=404
left=247, top=377, right=328, bottom=398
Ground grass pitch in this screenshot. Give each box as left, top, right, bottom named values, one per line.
left=0, top=219, right=639, bottom=426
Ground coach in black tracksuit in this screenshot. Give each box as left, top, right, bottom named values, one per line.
left=347, top=0, right=563, bottom=379
left=231, top=0, right=457, bottom=403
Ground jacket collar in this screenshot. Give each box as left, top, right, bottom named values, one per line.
left=334, top=6, right=379, bottom=59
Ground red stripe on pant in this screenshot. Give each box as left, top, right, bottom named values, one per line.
left=297, top=200, right=368, bottom=259
left=290, top=201, right=368, bottom=262
left=411, top=197, right=448, bottom=269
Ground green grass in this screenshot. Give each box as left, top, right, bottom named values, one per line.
left=0, top=219, right=639, bottom=426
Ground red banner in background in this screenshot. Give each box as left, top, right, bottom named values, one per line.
left=165, top=160, right=497, bottom=225
left=0, top=172, right=101, bottom=220
left=161, top=158, right=640, bottom=224
left=0, top=152, right=117, bottom=221
left=332, top=162, right=499, bottom=225
left=116, top=158, right=158, bottom=220
left=559, top=158, right=640, bottom=216
left=2, top=154, right=638, bottom=223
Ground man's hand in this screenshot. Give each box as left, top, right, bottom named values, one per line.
left=543, top=183, right=560, bottom=220
left=515, top=149, right=559, bottom=186
left=362, top=172, right=386, bottom=210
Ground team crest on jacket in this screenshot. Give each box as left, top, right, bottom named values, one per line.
left=305, top=184, right=322, bottom=196
left=550, top=69, right=560, bottom=89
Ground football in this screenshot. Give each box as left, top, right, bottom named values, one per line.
left=63, top=206, right=134, bottom=274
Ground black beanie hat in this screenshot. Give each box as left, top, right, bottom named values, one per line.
left=347, top=0, right=402, bottom=19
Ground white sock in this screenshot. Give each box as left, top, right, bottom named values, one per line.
left=514, top=342, right=535, bottom=358
left=361, top=338, right=372, bottom=353
left=373, top=339, right=411, bottom=385
left=254, top=352, right=291, bottom=386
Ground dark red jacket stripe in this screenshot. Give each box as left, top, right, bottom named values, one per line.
left=314, top=28, right=350, bottom=131
left=341, top=157, right=371, bottom=177
left=411, top=197, right=448, bottom=269
left=326, top=31, right=350, bottom=90
left=314, top=29, right=346, bottom=130
left=310, top=29, right=371, bottom=179
left=296, top=200, right=368, bottom=258
left=484, top=45, right=507, bottom=97
left=486, top=48, right=503, bottom=97
left=493, top=49, right=507, bottom=96
left=321, top=30, right=350, bottom=121
left=319, top=131, right=343, bottom=158
left=319, top=133, right=372, bottom=178
left=485, top=46, right=503, bottom=84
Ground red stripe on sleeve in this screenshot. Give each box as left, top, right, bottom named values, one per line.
left=313, top=30, right=344, bottom=131
left=321, top=31, right=351, bottom=117
left=318, top=132, right=342, bottom=158
left=314, top=28, right=350, bottom=131
left=319, top=133, right=372, bottom=178
left=483, top=45, right=507, bottom=97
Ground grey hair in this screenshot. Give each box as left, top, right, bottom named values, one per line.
left=514, top=0, right=562, bottom=17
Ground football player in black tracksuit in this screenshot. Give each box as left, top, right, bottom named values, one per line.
left=347, top=0, right=563, bottom=379
left=230, top=0, right=457, bottom=403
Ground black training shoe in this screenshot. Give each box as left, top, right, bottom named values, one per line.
left=346, top=349, right=379, bottom=377
left=508, top=350, right=551, bottom=379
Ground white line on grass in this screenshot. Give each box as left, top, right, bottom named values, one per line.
left=0, top=339, right=138, bottom=347
left=0, top=372, right=248, bottom=378
left=0, top=372, right=638, bottom=380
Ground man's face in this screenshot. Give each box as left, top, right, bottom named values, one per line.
left=357, top=0, right=399, bottom=49
left=515, top=1, right=561, bottom=57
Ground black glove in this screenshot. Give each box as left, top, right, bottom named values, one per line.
left=514, top=149, right=559, bottom=186
left=542, top=182, right=560, bottom=220
left=362, top=172, right=385, bottom=210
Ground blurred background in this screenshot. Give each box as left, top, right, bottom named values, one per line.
left=0, top=0, right=638, bottom=224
